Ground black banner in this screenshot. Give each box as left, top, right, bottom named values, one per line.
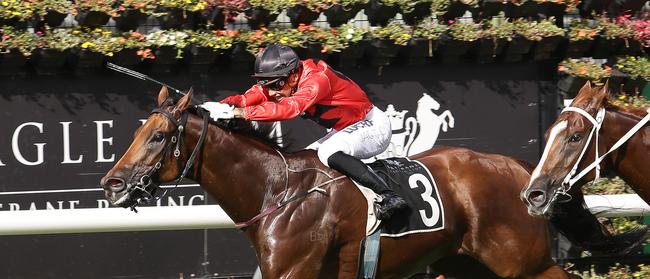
left=0, top=63, right=557, bottom=278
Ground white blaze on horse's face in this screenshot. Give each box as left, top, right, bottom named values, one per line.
left=528, top=120, right=568, bottom=187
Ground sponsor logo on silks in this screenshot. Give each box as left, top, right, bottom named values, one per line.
left=376, top=93, right=455, bottom=159
left=342, top=120, right=374, bottom=134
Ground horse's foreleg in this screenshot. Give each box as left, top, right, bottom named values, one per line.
left=261, top=250, right=327, bottom=279
left=259, top=232, right=335, bottom=279
left=335, top=241, right=361, bottom=279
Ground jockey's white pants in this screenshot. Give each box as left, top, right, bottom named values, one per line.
left=307, top=106, right=392, bottom=167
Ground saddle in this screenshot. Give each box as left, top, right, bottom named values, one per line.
left=356, top=157, right=445, bottom=237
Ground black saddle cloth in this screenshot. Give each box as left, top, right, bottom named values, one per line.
left=367, top=157, right=445, bottom=237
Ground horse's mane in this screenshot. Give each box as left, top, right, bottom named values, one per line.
left=604, top=96, right=649, bottom=119
left=186, top=106, right=287, bottom=151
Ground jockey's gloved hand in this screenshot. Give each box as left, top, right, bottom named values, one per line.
left=199, top=102, right=235, bottom=120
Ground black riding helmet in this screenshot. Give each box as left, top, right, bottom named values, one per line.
left=252, top=44, right=299, bottom=82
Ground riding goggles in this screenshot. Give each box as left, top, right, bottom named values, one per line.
left=257, top=77, right=287, bottom=91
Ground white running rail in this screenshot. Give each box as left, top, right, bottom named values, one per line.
left=0, top=194, right=647, bottom=235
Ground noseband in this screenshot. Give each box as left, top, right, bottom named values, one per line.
left=126, top=107, right=209, bottom=212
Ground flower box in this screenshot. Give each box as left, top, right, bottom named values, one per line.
left=531, top=35, right=564, bottom=61
left=365, top=0, right=398, bottom=27
left=507, top=1, right=539, bottom=18
left=622, top=77, right=648, bottom=95
left=110, top=49, right=143, bottom=67
left=395, top=38, right=436, bottom=65
left=114, top=9, right=148, bottom=32
left=609, top=0, right=647, bottom=16
left=294, top=42, right=326, bottom=61
left=480, top=0, right=509, bottom=19
left=564, top=39, right=595, bottom=58
left=70, top=48, right=106, bottom=69
left=475, top=38, right=507, bottom=63
left=440, top=2, right=472, bottom=22
left=619, top=39, right=644, bottom=56
left=436, top=38, right=476, bottom=63
left=202, top=6, right=226, bottom=30
left=153, top=46, right=180, bottom=65
left=502, top=37, right=533, bottom=62
left=245, top=7, right=279, bottom=29
left=401, top=2, right=432, bottom=26
left=186, top=45, right=221, bottom=72
left=230, top=42, right=256, bottom=72
left=558, top=75, right=589, bottom=98
left=0, top=49, right=29, bottom=72
left=541, top=2, right=565, bottom=19
left=591, top=38, right=622, bottom=59
left=366, top=39, right=402, bottom=66
left=607, top=68, right=627, bottom=93
left=325, top=41, right=367, bottom=68
left=614, top=56, right=650, bottom=94
left=286, top=5, right=320, bottom=28
left=324, top=4, right=363, bottom=27
left=75, top=10, right=110, bottom=28
left=578, top=0, right=608, bottom=18
left=42, top=10, right=68, bottom=27
left=156, top=8, right=198, bottom=30
left=35, top=48, right=72, bottom=71
left=0, top=18, right=28, bottom=30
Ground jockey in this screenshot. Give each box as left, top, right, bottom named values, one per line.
left=200, top=44, right=407, bottom=220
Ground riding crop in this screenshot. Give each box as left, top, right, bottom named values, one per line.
left=106, top=62, right=187, bottom=97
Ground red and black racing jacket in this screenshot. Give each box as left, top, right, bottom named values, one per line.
left=220, top=59, right=373, bottom=131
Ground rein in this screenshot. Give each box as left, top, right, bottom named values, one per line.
left=235, top=150, right=345, bottom=230
left=557, top=106, right=650, bottom=200
left=128, top=107, right=209, bottom=212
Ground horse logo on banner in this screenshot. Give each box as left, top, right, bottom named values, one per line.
left=375, top=93, right=455, bottom=159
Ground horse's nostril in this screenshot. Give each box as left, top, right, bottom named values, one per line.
left=528, top=190, right=546, bottom=207
left=105, top=178, right=126, bottom=192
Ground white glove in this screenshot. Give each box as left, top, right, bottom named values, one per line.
left=199, top=102, right=235, bottom=121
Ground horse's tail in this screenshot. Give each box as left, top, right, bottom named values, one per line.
left=550, top=192, right=649, bottom=256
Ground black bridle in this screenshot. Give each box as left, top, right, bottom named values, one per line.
left=126, top=106, right=210, bottom=212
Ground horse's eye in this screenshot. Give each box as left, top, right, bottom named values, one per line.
left=568, top=133, right=582, bottom=143
left=152, top=132, right=165, bottom=143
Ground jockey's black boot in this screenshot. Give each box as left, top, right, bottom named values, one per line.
left=327, top=151, right=407, bottom=220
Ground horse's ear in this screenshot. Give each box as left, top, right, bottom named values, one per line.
left=157, top=86, right=169, bottom=107
left=593, top=80, right=610, bottom=106
left=175, top=87, right=193, bottom=111
left=601, top=79, right=611, bottom=96
left=580, top=80, right=592, bottom=93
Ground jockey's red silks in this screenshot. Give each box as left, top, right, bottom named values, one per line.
left=221, top=59, right=373, bottom=131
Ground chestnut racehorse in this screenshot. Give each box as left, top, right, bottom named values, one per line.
left=102, top=86, right=582, bottom=278
left=522, top=81, right=649, bottom=254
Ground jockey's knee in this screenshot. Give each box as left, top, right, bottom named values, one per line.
left=318, top=143, right=350, bottom=167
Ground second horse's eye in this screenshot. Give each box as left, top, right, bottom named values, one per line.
left=569, top=133, right=582, bottom=143
left=152, top=132, right=165, bottom=143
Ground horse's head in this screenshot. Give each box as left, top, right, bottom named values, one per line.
left=418, top=93, right=440, bottom=111
left=100, top=86, right=194, bottom=209
left=521, top=81, right=610, bottom=218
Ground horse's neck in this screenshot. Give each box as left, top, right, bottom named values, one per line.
left=602, top=110, right=650, bottom=199
left=183, top=117, right=286, bottom=226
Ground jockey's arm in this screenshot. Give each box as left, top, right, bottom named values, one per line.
left=220, top=84, right=268, bottom=108
left=240, top=73, right=330, bottom=121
